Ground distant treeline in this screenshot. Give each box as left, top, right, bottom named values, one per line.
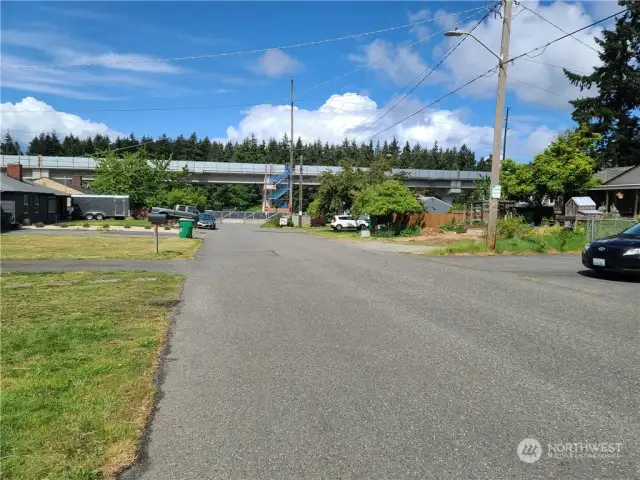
left=1, top=131, right=491, bottom=171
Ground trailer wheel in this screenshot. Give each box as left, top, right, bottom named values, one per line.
left=84, top=213, right=94, bottom=220
left=94, top=213, right=105, bottom=220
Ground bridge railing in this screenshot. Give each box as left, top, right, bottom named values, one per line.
left=205, top=210, right=278, bottom=220
left=0, top=155, right=489, bottom=181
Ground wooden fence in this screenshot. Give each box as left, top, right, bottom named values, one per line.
left=390, top=212, right=466, bottom=229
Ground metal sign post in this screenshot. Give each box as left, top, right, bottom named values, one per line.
left=154, top=224, right=159, bottom=254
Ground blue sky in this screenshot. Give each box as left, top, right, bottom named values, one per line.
left=0, top=1, right=622, bottom=160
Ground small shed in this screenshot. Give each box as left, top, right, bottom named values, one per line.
left=564, top=197, right=599, bottom=217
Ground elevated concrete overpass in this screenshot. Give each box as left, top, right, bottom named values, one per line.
left=1, top=155, right=487, bottom=202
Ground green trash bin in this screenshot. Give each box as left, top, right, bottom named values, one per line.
left=178, top=219, right=195, bottom=239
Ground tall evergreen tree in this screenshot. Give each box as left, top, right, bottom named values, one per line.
left=1, top=132, right=22, bottom=155
left=565, top=1, right=639, bottom=167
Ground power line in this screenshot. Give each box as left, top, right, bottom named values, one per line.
left=520, top=58, right=591, bottom=75
left=366, top=8, right=627, bottom=143
left=294, top=5, right=490, bottom=100
left=352, top=5, right=497, bottom=141
left=506, top=8, right=628, bottom=66
left=327, top=5, right=494, bottom=138
left=509, top=77, right=573, bottom=100
left=518, top=3, right=600, bottom=54
left=1, top=5, right=490, bottom=71
left=367, top=68, right=499, bottom=140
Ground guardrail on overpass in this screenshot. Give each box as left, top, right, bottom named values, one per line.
left=0, top=155, right=488, bottom=182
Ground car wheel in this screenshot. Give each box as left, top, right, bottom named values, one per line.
left=94, top=213, right=105, bottom=220
left=84, top=213, right=94, bottom=220
left=335, top=225, right=343, bottom=231
left=359, top=224, right=367, bottom=230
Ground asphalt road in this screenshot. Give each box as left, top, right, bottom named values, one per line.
left=122, top=225, right=638, bottom=479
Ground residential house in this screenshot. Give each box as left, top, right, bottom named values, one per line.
left=0, top=164, right=70, bottom=226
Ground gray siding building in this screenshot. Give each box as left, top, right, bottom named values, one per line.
left=1, top=164, right=70, bottom=227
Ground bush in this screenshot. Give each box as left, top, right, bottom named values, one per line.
left=310, top=216, right=326, bottom=227
left=35, top=222, right=45, bottom=228
left=144, top=225, right=152, bottom=230
left=82, top=223, right=91, bottom=228
left=465, top=219, right=487, bottom=226
left=59, top=224, right=69, bottom=228
left=286, top=216, right=294, bottom=227
left=125, top=216, right=135, bottom=222
left=496, top=216, right=529, bottom=239
left=398, top=225, right=421, bottom=237
left=123, top=225, right=131, bottom=229
left=440, top=220, right=466, bottom=234
left=164, top=226, right=171, bottom=230
left=372, top=229, right=396, bottom=238
left=101, top=224, right=110, bottom=229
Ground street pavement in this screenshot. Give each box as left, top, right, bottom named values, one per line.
left=114, top=224, right=636, bottom=479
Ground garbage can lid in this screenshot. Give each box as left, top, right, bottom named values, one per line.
left=178, top=218, right=196, bottom=224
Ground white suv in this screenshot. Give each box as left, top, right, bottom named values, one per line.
left=331, top=215, right=369, bottom=231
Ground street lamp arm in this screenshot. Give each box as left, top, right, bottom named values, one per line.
left=446, top=30, right=501, bottom=62
left=462, top=32, right=502, bottom=62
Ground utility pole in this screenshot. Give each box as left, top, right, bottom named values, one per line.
left=298, top=155, right=303, bottom=227
left=486, top=0, right=512, bottom=250
left=502, top=106, right=510, bottom=163
left=289, top=77, right=294, bottom=215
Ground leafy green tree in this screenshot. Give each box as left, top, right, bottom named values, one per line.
left=500, top=127, right=600, bottom=204
left=352, top=180, right=423, bottom=216
left=565, top=0, right=639, bottom=167
left=91, top=150, right=186, bottom=207
left=167, top=187, right=207, bottom=210
left=500, top=158, right=536, bottom=201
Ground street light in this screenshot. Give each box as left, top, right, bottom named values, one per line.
left=444, top=29, right=502, bottom=62
left=443, top=0, right=512, bottom=250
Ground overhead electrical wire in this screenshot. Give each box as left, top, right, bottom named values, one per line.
left=366, top=7, right=629, bottom=141
left=1, top=5, right=491, bottom=71
left=518, top=3, right=600, bottom=53
left=350, top=3, right=498, bottom=141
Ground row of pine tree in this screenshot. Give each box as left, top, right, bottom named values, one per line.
left=0, top=131, right=490, bottom=171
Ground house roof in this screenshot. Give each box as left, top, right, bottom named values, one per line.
left=32, top=177, right=91, bottom=195
left=418, top=196, right=452, bottom=213
left=0, top=174, right=69, bottom=196
left=594, top=166, right=633, bottom=183
left=577, top=209, right=602, bottom=215
left=569, top=196, right=595, bottom=206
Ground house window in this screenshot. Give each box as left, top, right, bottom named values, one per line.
left=34, top=197, right=40, bottom=214
left=24, top=195, right=29, bottom=207
left=48, top=197, right=57, bottom=214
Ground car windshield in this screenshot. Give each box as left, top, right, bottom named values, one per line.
left=199, top=214, right=212, bottom=220
left=622, top=222, right=640, bottom=236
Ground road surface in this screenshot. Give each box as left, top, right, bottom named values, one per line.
left=122, top=225, right=638, bottom=479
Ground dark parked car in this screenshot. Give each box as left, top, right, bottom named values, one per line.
left=582, top=222, right=640, bottom=274
left=196, top=213, right=216, bottom=230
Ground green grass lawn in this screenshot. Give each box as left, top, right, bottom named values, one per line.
left=1, top=236, right=201, bottom=260
left=57, top=219, right=150, bottom=227
left=0, top=271, right=183, bottom=479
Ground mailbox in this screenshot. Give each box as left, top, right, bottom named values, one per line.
left=148, top=213, right=168, bottom=225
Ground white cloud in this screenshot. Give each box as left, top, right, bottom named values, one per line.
left=434, top=0, right=604, bottom=107
left=251, top=49, right=301, bottom=78
left=348, top=39, right=428, bottom=86
left=0, top=97, right=124, bottom=148
left=355, top=1, right=607, bottom=109
left=1, top=29, right=186, bottom=100
left=217, top=92, right=554, bottom=160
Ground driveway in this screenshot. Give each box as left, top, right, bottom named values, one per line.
left=121, top=224, right=638, bottom=479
